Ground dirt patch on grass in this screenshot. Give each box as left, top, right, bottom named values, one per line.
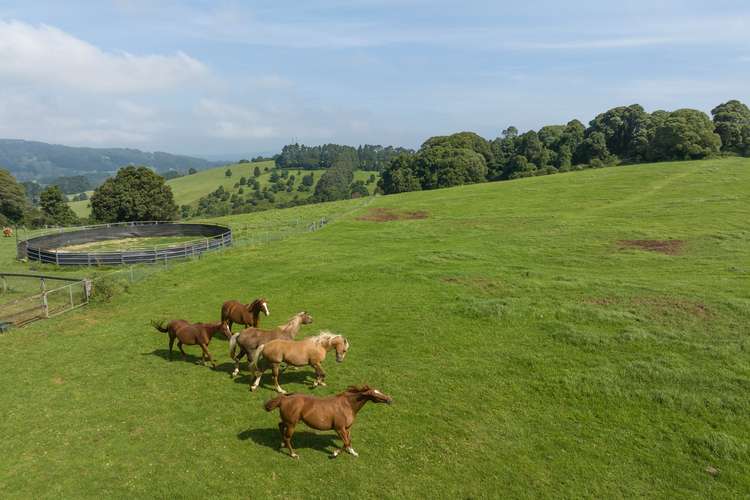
left=617, top=239, right=685, bottom=255
left=356, top=208, right=429, bottom=222
left=585, top=296, right=711, bottom=318
left=52, top=376, right=64, bottom=385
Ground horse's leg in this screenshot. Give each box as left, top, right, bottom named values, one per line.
left=278, top=422, right=287, bottom=449
left=330, top=427, right=347, bottom=458
left=311, top=362, right=326, bottom=387
left=272, top=363, right=287, bottom=394
left=200, top=343, right=215, bottom=368
left=168, top=334, right=175, bottom=360
left=343, top=427, right=358, bottom=457
left=283, top=422, right=298, bottom=459
left=178, top=341, right=186, bottom=359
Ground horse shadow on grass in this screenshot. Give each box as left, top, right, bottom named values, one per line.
left=146, top=348, right=208, bottom=366
left=228, top=368, right=317, bottom=389
left=238, top=427, right=338, bottom=457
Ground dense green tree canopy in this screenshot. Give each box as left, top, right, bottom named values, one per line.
left=40, top=185, right=79, bottom=226
left=587, top=104, right=651, bottom=161
left=712, top=100, right=750, bottom=155
left=647, top=109, right=721, bottom=161
left=313, top=161, right=355, bottom=202
left=412, top=146, right=487, bottom=190
left=421, top=132, right=494, bottom=165
left=0, top=168, right=29, bottom=225
left=89, top=166, right=177, bottom=223
left=379, top=155, right=422, bottom=194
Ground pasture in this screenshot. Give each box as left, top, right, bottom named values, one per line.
left=68, top=161, right=376, bottom=218
left=2, top=158, right=749, bottom=498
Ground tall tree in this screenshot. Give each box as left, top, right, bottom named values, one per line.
left=90, top=166, right=177, bottom=223
left=412, top=146, right=487, bottom=190
left=587, top=104, right=652, bottom=161
left=647, top=109, right=722, bottom=161
left=0, top=168, right=29, bottom=225
left=39, top=185, right=79, bottom=226
left=711, top=99, right=750, bottom=155
left=379, top=155, right=422, bottom=194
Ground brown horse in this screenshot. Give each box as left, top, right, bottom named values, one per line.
left=221, top=298, right=269, bottom=331
left=228, top=311, right=313, bottom=377
left=152, top=320, right=231, bottom=367
left=264, top=385, right=393, bottom=459
left=248, top=331, right=349, bottom=393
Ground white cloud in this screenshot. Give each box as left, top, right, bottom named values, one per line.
left=196, top=99, right=279, bottom=140
left=0, top=20, right=208, bottom=93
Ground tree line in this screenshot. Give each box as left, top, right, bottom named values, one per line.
left=275, top=143, right=413, bottom=171
left=379, top=100, right=750, bottom=194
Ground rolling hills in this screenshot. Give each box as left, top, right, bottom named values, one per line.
left=68, top=161, right=377, bottom=218
left=0, top=138, right=217, bottom=182
left=1, top=157, right=749, bottom=498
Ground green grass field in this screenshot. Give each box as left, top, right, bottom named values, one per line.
left=68, top=161, right=377, bottom=218
left=2, top=158, right=750, bottom=498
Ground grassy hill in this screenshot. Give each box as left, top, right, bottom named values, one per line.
left=2, top=158, right=749, bottom=497
left=68, top=161, right=377, bottom=218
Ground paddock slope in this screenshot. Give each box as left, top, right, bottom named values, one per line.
left=0, top=157, right=749, bottom=498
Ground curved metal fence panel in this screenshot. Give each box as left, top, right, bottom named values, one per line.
left=19, top=222, right=232, bottom=266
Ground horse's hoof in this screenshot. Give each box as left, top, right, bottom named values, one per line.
left=291, top=453, right=299, bottom=459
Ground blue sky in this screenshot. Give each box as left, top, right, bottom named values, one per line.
left=0, top=0, right=748, bottom=157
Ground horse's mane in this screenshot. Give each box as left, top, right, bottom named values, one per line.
left=247, top=298, right=266, bottom=311
left=309, top=330, right=344, bottom=345
left=340, top=385, right=371, bottom=395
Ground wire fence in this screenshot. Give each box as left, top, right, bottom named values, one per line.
left=0, top=273, right=91, bottom=329
left=1, top=196, right=376, bottom=331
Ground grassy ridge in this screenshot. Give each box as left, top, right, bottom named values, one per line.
left=68, top=161, right=376, bottom=218
left=2, top=158, right=749, bottom=498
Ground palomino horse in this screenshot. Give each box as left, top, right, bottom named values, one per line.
left=228, top=311, right=313, bottom=377
left=264, top=385, right=393, bottom=459
left=221, top=298, right=269, bottom=330
left=248, top=331, right=349, bottom=393
left=152, top=320, right=231, bottom=367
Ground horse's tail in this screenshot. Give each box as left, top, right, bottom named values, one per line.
left=151, top=320, right=169, bottom=333
left=228, top=332, right=241, bottom=360
left=264, top=395, right=285, bottom=412
left=249, top=343, right=265, bottom=373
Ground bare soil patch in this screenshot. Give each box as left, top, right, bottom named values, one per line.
left=357, top=208, right=429, bottom=222
left=617, top=239, right=685, bottom=255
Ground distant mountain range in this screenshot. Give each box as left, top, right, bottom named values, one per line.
left=0, top=139, right=221, bottom=182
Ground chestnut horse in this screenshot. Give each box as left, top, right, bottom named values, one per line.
left=264, top=385, right=393, bottom=459
left=248, top=331, right=349, bottom=393
left=221, top=298, right=269, bottom=331
left=152, top=320, right=231, bottom=367
left=228, top=311, right=313, bottom=377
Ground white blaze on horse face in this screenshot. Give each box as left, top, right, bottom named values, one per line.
left=373, top=389, right=383, bottom=396
left=263, top=302, right=269, bottom=316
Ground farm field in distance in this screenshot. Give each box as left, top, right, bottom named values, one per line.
left=2, top=158, right=749, bottom=498
left=67, top=161, right=377, bottom=218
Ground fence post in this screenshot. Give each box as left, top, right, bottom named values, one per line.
left=40, top=278, right=46, bottom=294
left=69, top=284, right=74, bottom=308
left=42, top=292, right=49, bottom=318
left=1, top=275, right=6, bottom=294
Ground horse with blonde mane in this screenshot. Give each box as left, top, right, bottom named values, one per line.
left=248, top=331, right=349, bottom=393
left=228, top=312, right=313, bottom=377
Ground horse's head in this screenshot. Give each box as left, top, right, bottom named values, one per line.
left=333, top=336, right=350, bottom=363
left=299, top=311, right=313, bottom=325
left=346, top=385, right=393, bottom=405
left=249, top=298, right=270, bottom=317
left=220, top=322, right=233, bottom=339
